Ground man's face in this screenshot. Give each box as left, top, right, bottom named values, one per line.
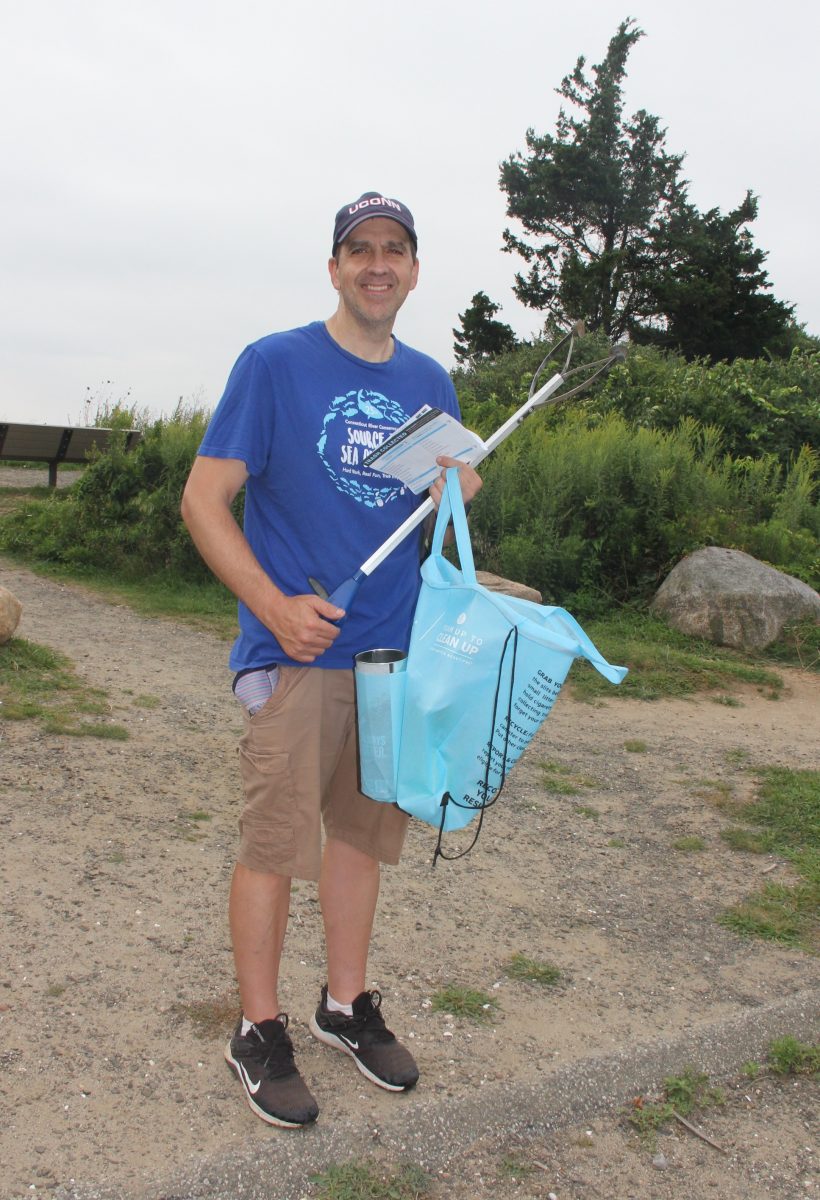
left=328, top=217, right=419, bottom=330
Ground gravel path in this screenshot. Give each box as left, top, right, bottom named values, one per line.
left=0, top=559, right=817, bottom=1200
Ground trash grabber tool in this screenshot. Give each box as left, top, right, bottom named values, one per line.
left=309, top=324, right=626, bottom=613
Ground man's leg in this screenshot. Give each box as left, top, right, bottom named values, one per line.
left=229, top=862, right=291, bottom=1019
left=319, top=836, right=380, bottom=1002
left=312, top=833, right=418, bottom=1092
left=225, top=862, right=319, bottom=1126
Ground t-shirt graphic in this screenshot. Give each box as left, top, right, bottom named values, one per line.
left=316, top=387, right=410, bottom=508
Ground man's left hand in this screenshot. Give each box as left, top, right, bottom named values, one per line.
left=428, top=455, right=483, bottom=512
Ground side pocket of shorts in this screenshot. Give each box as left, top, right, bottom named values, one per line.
left=236, top=748, right=298, bottom=866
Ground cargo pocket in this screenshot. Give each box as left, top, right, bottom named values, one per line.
left=237, top=747, right=298, bottom=870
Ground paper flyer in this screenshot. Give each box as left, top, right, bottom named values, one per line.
left=363, top=407, right=486, bottom=494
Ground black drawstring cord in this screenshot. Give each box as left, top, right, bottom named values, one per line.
left=432, top=626, right=519, bottom=864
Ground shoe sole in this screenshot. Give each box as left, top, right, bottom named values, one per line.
left=224, top=1044, right=318, bottom=1128
left=308, top=1014, right=412, bottom=1092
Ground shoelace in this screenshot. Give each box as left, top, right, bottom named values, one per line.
left=249, top=1015, right=297, bottom=1078
left=351, top=991, right=393, bottom=1043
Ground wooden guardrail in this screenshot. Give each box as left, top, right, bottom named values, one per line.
left=0, top=423, right=142, bottom=487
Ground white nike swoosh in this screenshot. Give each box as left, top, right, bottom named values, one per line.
left=239, top=1062, right=262, bottom=1094
left=340, top=1035, right=359, bottom=1050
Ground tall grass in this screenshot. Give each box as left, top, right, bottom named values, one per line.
left=468, top=412, right=818, bottom=612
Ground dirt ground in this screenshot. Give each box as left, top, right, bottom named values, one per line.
left=0, top=550, right=818, bottom=1200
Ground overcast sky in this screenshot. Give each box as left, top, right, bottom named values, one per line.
left=2, top=0, right=818, bottom=427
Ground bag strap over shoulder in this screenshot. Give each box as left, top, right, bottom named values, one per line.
left=430, top=467, right=476, bottom=584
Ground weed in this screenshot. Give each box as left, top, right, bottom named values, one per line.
left=133, top=694, right=161, bottom=709
left=742, top=1060, right=761, bottom=1079
left=673, top=835, right=705, bottom=852
left=506, top=953, right=562, bottom=987
left=712, top=694, right=742, bottom=707
left=181, top=810, right=211, bottom=822
left=46, top=983, right=66, bottom=998
left=309, top=1160, right=430, bottom=1200
left=627, top=1066, right=724, bottom=1148
left=664, top=1067, right=724, bottom=1115
left=608, top=836, right=626, bottom=848
left=725, top=748, right=752, bottom=765
left=431, top=985, right=498, bottom=1022
left=767, top=1035, right=820, bottom=1076
left=623, top=738, right=648, bottom=752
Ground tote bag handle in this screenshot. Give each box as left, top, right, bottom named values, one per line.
left=430, top=467, right=477, bottom=584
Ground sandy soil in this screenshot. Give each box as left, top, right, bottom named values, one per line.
left=0, top=554, right=817, bottom=1200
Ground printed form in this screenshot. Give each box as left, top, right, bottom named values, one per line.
left=364, top=407, right=486, bottom=494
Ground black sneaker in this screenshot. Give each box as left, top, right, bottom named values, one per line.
left=225, top=1015, right=319, bottom=1128
left=309, top=986, right=419, bottom=1092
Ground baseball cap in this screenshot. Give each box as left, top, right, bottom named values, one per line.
left=332, top=191, right=417, bottom=255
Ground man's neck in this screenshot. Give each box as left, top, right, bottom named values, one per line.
left=324, top=312, right=395, bottom=363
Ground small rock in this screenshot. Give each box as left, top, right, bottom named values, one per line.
left=652, top=1152, right=669, bottom=1170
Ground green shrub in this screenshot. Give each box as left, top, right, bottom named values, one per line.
left=0, top=402, right=227, bottom=584
left=466, top=412, right=818, bottom=610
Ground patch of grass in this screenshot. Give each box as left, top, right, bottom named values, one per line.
left=539, top=759, right=596, bottom=795
left=623, top=738, right=648, bottom=753
left=712, top=694, right=742, bottom=707
left=133, top=693, right=161, bottom=709
left=608, top=836, right=627, bottom=848
left=430, top=984, right=498, bottom=1022
left=719, top=882, right=816, bottom=947
left=719, top=766, right=819, bottom=952
left=172, top=991, right=239, bottom=1039
left=498, top=1151, right=536, bottom=1179
left=672, top=835, right=705, bottom=852
left=719, top=827, right=769, bottom=853
left=46, top=983, right=66, bottom=998
left=0, top=637, right=128, bottom=739
left=762, top=617, right=820, bottom=673
left=574, top=804, right=600, bottom=821
left=181, top=809, right=211, bottom=822
left=309, top=1160, right=430, bottom=1200
left=695, top=780, right=743, bottom=814
left=627, top=1066, right=724, bottom=1148
left=742, top=1060, right=761, bottom=1079
left=767, top=1035, right=820, bottom=1076
left=725, top=748, right=752, bottom=765
left=506, top=953, right=562, bottom=987
left=571, top=610, right=784, bottom=703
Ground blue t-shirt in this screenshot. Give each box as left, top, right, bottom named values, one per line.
left=199, top=321, right=460, bottom=670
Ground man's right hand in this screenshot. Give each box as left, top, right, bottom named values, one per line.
left=267, top=593, right=344, bottom=663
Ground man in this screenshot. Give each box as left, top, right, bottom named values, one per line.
left=181, top=191, right=482, bottom=1128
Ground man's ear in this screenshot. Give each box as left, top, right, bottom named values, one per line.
left=328, top=256, right=340, bottom=291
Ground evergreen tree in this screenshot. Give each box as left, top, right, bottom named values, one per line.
left=636, top=192, right=796, bottom=361
left=499, top=19, right=796, bottom=360
left=499, top=19, right=686, bottom=340
left=453, top=291, right=518, bottom=364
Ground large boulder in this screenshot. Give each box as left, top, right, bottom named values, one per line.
left=0, top=585, right=22, bottom=643
left=651, top=547, right=820, bottom=650
left=476, top=572, right=542, bottom=604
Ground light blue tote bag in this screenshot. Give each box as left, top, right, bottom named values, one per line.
left=393, top=469, right=627, bottom=850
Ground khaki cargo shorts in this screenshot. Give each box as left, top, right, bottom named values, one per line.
left=235, top=665, right=409, bottom=881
